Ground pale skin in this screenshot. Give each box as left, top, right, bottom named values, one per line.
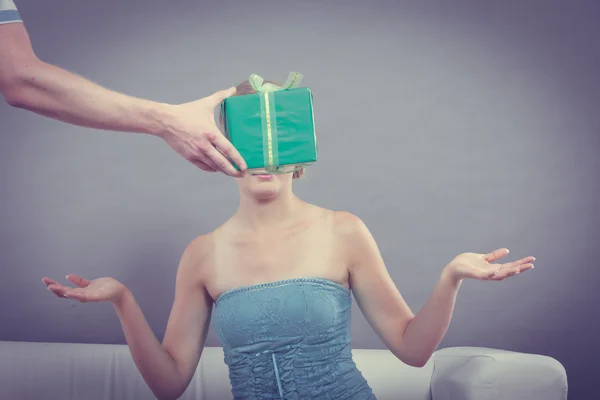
left=42, top=171, right=535, bottom=400
left=0, top=21, right=246, bottom=176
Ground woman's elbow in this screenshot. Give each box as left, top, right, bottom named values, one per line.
left=401, top=356, right=429, bottom=368
left=407, top=357, right=429, bottom=368
left=2, top=81, right=29, bottom=109
left=156, top=394, right=179, bottom=400
left=151, top=374, right=189, bottom=400
left=393, top=349, right=431, bottom=368
left=1, top=61, right=41, bottom=109
left=154, top=388, right=185, bottom=400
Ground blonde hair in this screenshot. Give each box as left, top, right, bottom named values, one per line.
left=228, top=80, right=306, bottom=180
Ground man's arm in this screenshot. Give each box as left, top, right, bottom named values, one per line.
left=0, top=22, right=173, bottom=134
left=0, top=2, right=246, bottom=175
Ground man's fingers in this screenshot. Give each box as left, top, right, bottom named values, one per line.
left=208, top=86, right=237, bottom=106
left=211, top=134, right=247, bottom=172
left=199, top=142, right=242, bottom=177
left=194, top=150, right=222, bottom=172
left=190, top=158, right=217, bottom=172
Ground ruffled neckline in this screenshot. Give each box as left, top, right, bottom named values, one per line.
left=215, top=277, right=350, bottom=306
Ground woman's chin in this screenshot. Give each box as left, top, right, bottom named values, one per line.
left=245, top=184, right=281, bottom=200
left=252, top=190, right=280, bottom=201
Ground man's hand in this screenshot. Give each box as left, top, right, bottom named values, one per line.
left=162, top=87, right=247, bottom=176
left=1, top=19, right=247, bottom=176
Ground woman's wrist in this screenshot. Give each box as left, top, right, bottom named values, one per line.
left=111, top=285, right=133, bottom=308
left=440, top=264, right=463, bottom=289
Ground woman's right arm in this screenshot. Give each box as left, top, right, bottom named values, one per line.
left=115, top=239, right=212, bottom=400
left=45, top=236, right=213, bottom=400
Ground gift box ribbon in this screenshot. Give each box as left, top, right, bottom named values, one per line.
left=249, top=72, right=303, bottom=173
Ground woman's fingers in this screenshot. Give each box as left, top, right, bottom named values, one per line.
left=62, top=288, right=91, bottom=303
left=483, top=268, right=500, bottom=280
left=490, top=263, right=535, bottom=280
left=46, top=284, right=91, bottom=302
left=480, top=253, right=536, bottom=280
left=41, top=277, right=58, bottom=287
left=43, top=277, right=79, bottom=299
left=496, top=256, right=536, bottom=271
left=66, top=274, right=91, bottom=288
left=46, top=284, right=69, bottom=298
left=521, top=263, right=535, bottom=272
left=489, top=268, right=516, bottom=280
left=512, top=256, right=536, bottom=267
left=43, top=276, right=87, bottom=298
left=483, top=248, right=510, bottom=263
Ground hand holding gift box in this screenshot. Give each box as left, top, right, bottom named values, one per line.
left=220, top=72, right=317, bottom=174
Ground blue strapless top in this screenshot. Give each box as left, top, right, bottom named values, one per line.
left=213, top=277, right=376, bottom=399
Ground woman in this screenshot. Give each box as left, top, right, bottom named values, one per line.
left=42, top=81, right=535, bottom=400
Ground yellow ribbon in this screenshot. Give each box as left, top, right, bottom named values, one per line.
left=249, top=72, right=303, bottom=173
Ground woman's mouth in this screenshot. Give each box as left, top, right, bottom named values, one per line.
left=253, top=174, right=275, bottom=181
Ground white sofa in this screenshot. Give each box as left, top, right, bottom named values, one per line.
left=0, top=341, right=567, bottom=400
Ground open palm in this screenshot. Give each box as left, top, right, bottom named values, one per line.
left=42, top=274, right=127, bottom=304
left=447, top=248, right=535, bottom=282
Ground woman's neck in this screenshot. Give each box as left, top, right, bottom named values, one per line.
left=234, top=190, right=304, bottom=232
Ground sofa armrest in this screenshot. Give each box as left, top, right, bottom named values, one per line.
left=430, top=347, right=567, bottom=400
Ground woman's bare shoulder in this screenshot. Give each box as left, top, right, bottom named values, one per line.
left=330, top=210, right=366, bottom=234
left=300, top=203, right=366, bottom=233
left=180, top=227, right=227, bottom=275
left=187, top=217, right=236, bottom=250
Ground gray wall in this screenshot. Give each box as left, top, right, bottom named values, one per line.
left=1, top=0, right=598, bottom=398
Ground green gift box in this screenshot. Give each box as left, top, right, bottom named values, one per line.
left=220, top=72, right=317, bottom=173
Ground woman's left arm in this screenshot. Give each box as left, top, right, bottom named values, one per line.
left=336, top=212, right=535, bottom=368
